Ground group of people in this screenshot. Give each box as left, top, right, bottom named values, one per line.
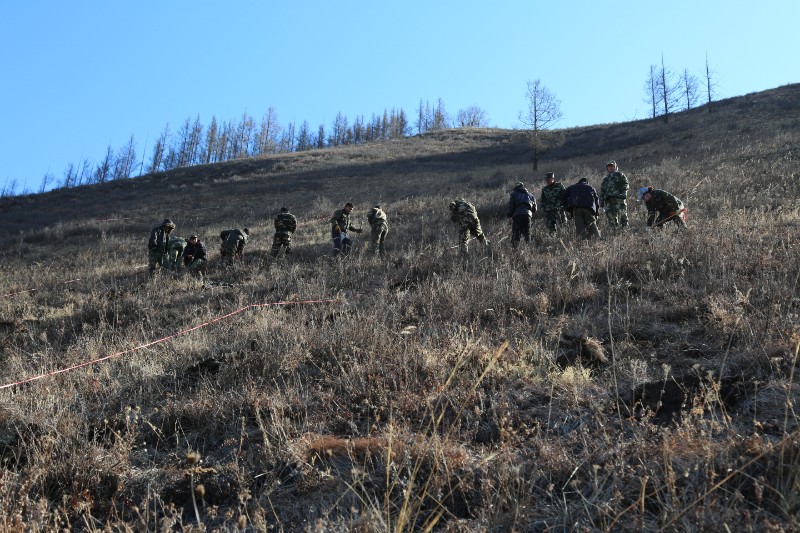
left=147, top=219, right=251, bottom=277
left=501, top=160, right=687, bottom=244
left=146, top=160, right=688, bottom=274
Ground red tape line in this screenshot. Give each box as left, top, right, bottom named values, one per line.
left=0, top=298, right=336, bottom=391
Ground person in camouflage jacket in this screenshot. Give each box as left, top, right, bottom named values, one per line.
left=540, top=172, right=567, bottom=235
left=271, top=207, right=297, bottom=257
left=600, top=160, right=629, bottom=230
left=450, top=198, right=490, bottom=254
left=506, top=182, right=536, bottom=248
left=220, top=228, right=249, bottom=265
left=330, top=202, right=362, bottom=257
left=639, top=187, right=688, bottom=229
left=166, top=235, right=187, bottom=272
left=366, top=205, right=388, bottom=257
left=147, top=218, right=176, bottom=274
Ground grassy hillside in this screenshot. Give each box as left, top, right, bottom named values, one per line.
left=0, top=84, right=799, bottom=531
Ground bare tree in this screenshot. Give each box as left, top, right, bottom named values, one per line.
left=39, top=171, right=55, bottom=193
left=520, top=79, right=563, bottom=171
left=60, top=163, right=77, bottom=188
left=149, top=124, right=170, bottom=173
left=279, top=120, right=296, bottom=153
left=433, top=98, right=448, bottom=130
left=643, top=64, right=660, bottom=119
left=235, top=112, right=255, bottom=159
left=317, top=124, right=326, bottom=149
left=94, top=145, right=114, bottom=183
left=113, top=135, right=137, bottom=180
left=658, top=55, right=681, bottom=123
left=203, top=116, right=218, bottom=163
left=254, top=107, right=280, bottom=155
left=416, top=99, right=426, bottom=134
left=296, top=121, right=313, bottom=151
left=455, top=105, right=489, bottom=127
left=328, top=112, right=348, bottom=147
left=680, top=68, right=701, bottom=111
left=77, top=159, right=92, bottom=186
left=1, top=178, right=19, bottom=197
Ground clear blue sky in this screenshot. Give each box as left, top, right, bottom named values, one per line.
left=1, top=0, right=797, bottom=194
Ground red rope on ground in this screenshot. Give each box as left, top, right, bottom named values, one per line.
left=1, top=279, right=81, bottom=299
left=0, top=298, right=337, bottom=391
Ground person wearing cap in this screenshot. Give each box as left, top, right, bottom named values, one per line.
left=540, top=172, right=567, bottom=235
left=506, top=182, right=537, bottom=248
left=639, top=186, right=688, bottom=229
left=219, top=227, right=250, bottom=265
left=330, top=202, right=362, bottom=258
left=182, top=234, right=208, bottom=278
left=561, top=178, right=601, bottom=240
left=166, top=235, right=188, bottom=272
left=271, top=207, right=298, bottom=258
left=449, top=198, right=490, bottom=254
left=147, top=218, right=176, bottom=274
left=366, top=205, right=389, bottom=257
left=600, top=160, right=629, bottom=230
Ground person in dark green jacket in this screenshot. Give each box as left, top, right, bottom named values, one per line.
left=271, top=207, right=298, bottom=257
left=366, top=205, right=388, bottom=257
left=639, top=186, right=687, bottom=228
left=147, top=218, right=176, bottom=274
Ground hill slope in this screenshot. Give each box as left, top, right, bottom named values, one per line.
left=0, top=84, right=798, bottom=531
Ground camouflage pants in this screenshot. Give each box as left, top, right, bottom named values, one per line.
left=543, top=208, right=567, bottom=234
left=603, top=197, right=628, bottom=228
left=185, top=257, right=207, bottom=278
left=271, top=231, right=293, bottom=257
left=147, top=248, right=167, bottom=273
left=572, top=207, right=601, bottom=240
left=370, top=221, right=388, bottom=256
left=510, top=214, right=531, bottom=248
left=458, top=220, right=487, bottom=254
left=166, top=247, right=184, bottom=271
left=220, top=248, right=237, bottom=266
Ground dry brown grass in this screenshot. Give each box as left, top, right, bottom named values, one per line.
left=0, top=84, right=798, bottom=531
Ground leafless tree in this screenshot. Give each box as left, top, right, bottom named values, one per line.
left=456, top=105, right=489, bottom=128
left=329, top=112, right=348, bottom=147
left=296, top=121, right=313, bottom=151
left=39, top=171, right=55, bottom=193
left=1, top=178, right=19, bottom=197
left=149, top=125, right=169, bottom=173
left=317, top=124, right=326, bottom=149
left=433, top=98, right=448, bottom=130
left=230, top=112, right=255, bottom=159
left=658, top=55, right=681, bottom=123
left=279, top=120, right=296, bottom=153
left=644, top=65, right=660, bottom=119
left=203, top=116, right=218, bottom=164
left=520, top=79, right=563, bottom=171
left=60, top=163, right=77, bottom=188
left=680, top=68, right=701, bottom=110
left=113, top=135, right=137, bottom=180
left=94, top=145, right=114, bottom=183
left=416, top=99, right=427, bottom=134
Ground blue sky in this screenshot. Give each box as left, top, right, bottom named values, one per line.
left=1, top=0, right=798, bottom=194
